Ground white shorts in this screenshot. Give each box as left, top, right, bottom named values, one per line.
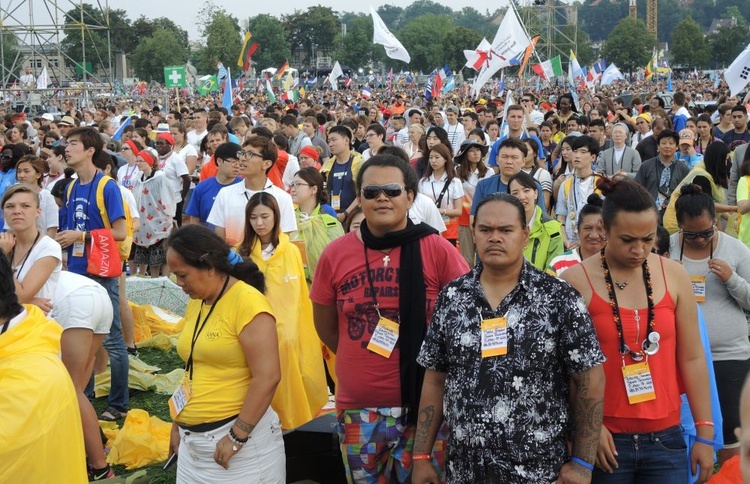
left=51, top=284, right=113, bottom=334
left=176, top=407, right=285, bottom=483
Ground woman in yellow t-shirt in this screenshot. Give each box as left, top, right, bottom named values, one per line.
left=238, top=192, right=329, bottom=430
left=166, top=225, right=284, bottom=483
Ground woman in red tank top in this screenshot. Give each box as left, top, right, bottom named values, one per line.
left=562, top=177, right=715, bottom=483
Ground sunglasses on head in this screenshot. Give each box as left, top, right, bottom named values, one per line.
left=682, top=228, right=715, bottom=240
left=361, top=183, right=406, bottom=200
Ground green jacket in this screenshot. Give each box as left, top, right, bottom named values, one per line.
left=525, top=206, right=565, bottom=271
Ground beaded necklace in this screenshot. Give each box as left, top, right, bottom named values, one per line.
left=600, top=248, right=660, bottom=360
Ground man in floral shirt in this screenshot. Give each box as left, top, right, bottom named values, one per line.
left=413, top=193, right=606, bottom=483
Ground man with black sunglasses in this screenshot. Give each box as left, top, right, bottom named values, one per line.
left=311, top=155, right=469, bottom=483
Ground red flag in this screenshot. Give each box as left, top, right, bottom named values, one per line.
left=532, top=63, right=546, bottom=79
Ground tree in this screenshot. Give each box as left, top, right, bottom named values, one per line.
left=708, top=25, right=750, bottom=68
left=130, top=29, right=188, bottom=82
left=60, top=3, right=110, bottom=73
left=1, top=34, right=23, bottom=81
left=333, top=16, right=374, bottom=70
left=129, top=16, right=189, bottom=55
left=398, top=14, right=453, bottom=72
left=196, top=9, right=241, bottom=73
left=452, top=7, right=496, bottom=38
left=602, top=18, right=656, bottom=74
left=441, top=27, right=484, bottom=72
left=671, top=17, right=710, bottom=68
left=283, top=6, right=340, bottom=63
left=108, top=9, right=136, bottom=54
left=376, top=5, right=404, bottom=31
left=246, top=14, right=292, bottom=71
left=402, top=0, right=452, bottom=24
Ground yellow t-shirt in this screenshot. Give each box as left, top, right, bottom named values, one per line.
left=175, top=280, right=275, bottom=426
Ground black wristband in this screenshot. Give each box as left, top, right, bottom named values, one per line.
left=229, top=427, right=249, bottom=443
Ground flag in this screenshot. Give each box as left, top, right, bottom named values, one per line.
left=517, top=35, right=540, bottom=78
left=370, top=6, right=411, bottom=63
left=499, top=90, right=514, bottom=137
left=645, top=48, right=657, bottom=80
left=237, top=32, right=259, bottom=71
left=714, top=70, right=720, bottom=89
left=36, top=66, right=50, bottom=89
left=464, top=38, right=493, bottom=70
left=217, top=62, right=228, bottom=81
left=276, top=60, right=289, bottom=80
left=667, top=73, right=673, bottom=92
left=265, top=79, right=276, bottom=103
left=470, top=8, right=531, bottom=96
left=535, top=55, right=563, bottom=80
left=725, top=42, right=750, bottom=96
left=164, top=65, right=188, bottom=88
left=196, top=75, right=219, bottom=95
left=361, top=85, right=372, bottom=99
left=299, top=86, right=306, bottom=98
left=442, top=76, right=456, bottom=94
left=424, top=76, right=433, bottom=100
left=330, top=61, right=343, bottom=90
left=344, top=75, right=353, bottom=88
left=282, top=90, right=299, bottom=102
left=222, top=67, right=232, bottom=110
left=112, top=116, right=132, bottom=141
left=569, top=50, right=584, bottom=83
left=600, top=63, right=624, bottom=86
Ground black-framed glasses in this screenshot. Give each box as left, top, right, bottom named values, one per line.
left=238, top=150, right=262, bottom=160
left=361, top=183, right=406, bottom=200
left=290, top=182, right=310, bottom=189
left=681, top=228, right=715, bottom=240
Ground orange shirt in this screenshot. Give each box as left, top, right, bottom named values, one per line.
left=200, top=156, right=217, bottom=181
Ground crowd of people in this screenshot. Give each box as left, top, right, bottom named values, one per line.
left=2, top=76, right=750, bottom=483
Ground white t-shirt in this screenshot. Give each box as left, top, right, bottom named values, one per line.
left=117, top=163, right=142, bottom=191
left=207, top=179, right=297, bottom=246
left=39, top=189, right=58, bottom=232
left=119, top=185, right=139, bottom=220
left=417, top=173, right=465, bottom=224
left=187, top=129, right=207, bottom=152
left=14, top=234, right=62, bottom=301
left=409, top=193, right=447, bottom=233
left=282, top=154, right=300, bottom=191
left=179, top=144, right=199, bottom=189
left=157, top=152, right=189, bottom=202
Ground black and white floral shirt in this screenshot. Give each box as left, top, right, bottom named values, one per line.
left=418, top=261, right=605, bottom=481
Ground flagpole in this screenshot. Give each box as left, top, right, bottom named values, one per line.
left=176, top=88, right=181, bottom=111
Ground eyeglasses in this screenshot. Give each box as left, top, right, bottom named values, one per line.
left=121, top=147, right=131, bottom=152
left=290, top=182, right=310, bottom=189
left=681, top=228, right=715, bottom=240
left=154, top=140, right=169, bottom=146
left=361, top=183, right=406, bottom=200
left=522, top=99, right=532, bottom=103
left=238, top=150, right=263, bottom=160
left=365, top=133, right=377, bottom=139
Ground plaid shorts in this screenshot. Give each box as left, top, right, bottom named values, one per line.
left=335, top=407, right=447, bottom=483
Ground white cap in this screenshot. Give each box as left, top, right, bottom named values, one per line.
left=41, top=113, right=54, bottom=121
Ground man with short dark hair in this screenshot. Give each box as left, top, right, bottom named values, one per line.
left=671, top=91, right=690, bottom=132
left=488, top=105, right=545, bottom=174
left=444, top=106, right=466, bottom=154
left=722, top=105, right=750, bottom=150
left=185, top=142, right=243, bottom=227
left=635, top=129, right=691, bottom=210
left=280, top=113, right=312, bottom=157
left=322, top=125, right=364, bottom=224
left=636, top=117, right=667, bottom=162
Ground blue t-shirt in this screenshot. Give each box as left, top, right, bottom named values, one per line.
left=470, top=174, right=546, bottom=216
left=329, top=156, right=356, bottom=213
left=185, top=176, right=243, bottom=228
left=488, top=133, right=545, bottom=167
left=0, top=169, right=16, bottom=232
left=61, top=172, right=125, bottom=274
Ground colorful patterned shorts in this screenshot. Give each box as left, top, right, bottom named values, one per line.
left=335, top=407, right=447, bottom=483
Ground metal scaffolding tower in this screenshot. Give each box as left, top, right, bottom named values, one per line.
left=0, top=0, right=113, bottom=109
left=518, top=0, right=578, bottom=62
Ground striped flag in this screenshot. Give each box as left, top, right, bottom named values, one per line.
left=237, top=32, right=259, bottom=71
left=266, top=79, right=276, bottom=103
left=361, top=85, right=372, bottom=99
left=276, top=60, right=289, bottom=80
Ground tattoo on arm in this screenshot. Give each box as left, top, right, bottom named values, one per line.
left=234, top=418, right=256, bottom=435
left=413, top=405, right=436, bottom=454
left=571, top=369, right=604, bottom=465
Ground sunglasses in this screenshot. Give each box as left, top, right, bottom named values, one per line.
left=361, top=184, right=406, bottom=200
left=682, top=228, right=715, bottom=240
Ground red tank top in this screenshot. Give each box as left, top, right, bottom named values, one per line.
left=582, top=258, right=682, bottom=434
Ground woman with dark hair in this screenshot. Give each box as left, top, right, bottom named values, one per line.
left=508, top=171, right=564, bottom=270
left=166, top=224, right=285, bottom=482
left=45, top=144, right=69, bottom=191
left=237, top=192, right=328, bottom=431
left=561, top=178, right=714, bottom=483
left=418, top=143, right=464, bottom=245
left=455, top=139, right=492, bottom=266
left=556, top=93, right=577, bottom=126
left=290, top=167, right=344, bottom=282
left=0, top=251, right=87, bottom=483
left=736, top=148, right=750, bottom=249
left=547, top=194, right=606, bottom=277
left=663, top=141, right=735, bottom=234
left=670, top=183, right=750, bottom=465
left=694, top=114, right=722, bottom=156
left=413, top=126, right=452, bottom=179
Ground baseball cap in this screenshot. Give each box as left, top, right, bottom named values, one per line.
left=678, top=129, right=694, bottom=145
left=41, top=113, right=55, bottom=121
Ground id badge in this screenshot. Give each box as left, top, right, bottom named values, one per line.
left=367, top=317, right=399, bottom=358
left=72, top=241, right=85, bottom=257
left=332, top=195, right=341, bottom=211
left=481, top=317, right=508, bottom=358
left=168, top=374, right=192, bottom=419
left=622, top=362, right=656, bottom=404
left=690, top=275, right=706, bottom=303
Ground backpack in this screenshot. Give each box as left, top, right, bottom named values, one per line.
left=67, top=175, right=133, bottom=261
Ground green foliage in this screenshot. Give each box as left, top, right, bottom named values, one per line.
left=452, top=7, right=497, bottom=39
left=708, top=25, right=750, bottom=68
left=376, top=5, right=405, bottom=30
left=283, top=6, right=340, bottom=62
left=333, top=16, right=374, bottom=70
left=129, top=16, right=190, bottom=56
left=403, top=0, right=453, bottom=20
left=1, top=33, right=23, bottom=79
left=578, top=0, right=629, bottom=42
left=441, top=27, right=484, bottom=72
left=397, top=14, right=453, bottom=72
left=602, top=18, right=656, bottom=73
left=196, top=10, right=241, bottom=73
left=108, top=9, right=137, bottom=54
left=130, top=29, right=188, bottom=82
left=246, top=14, right=292, bottom=71
left=60, top=3, right=110, bottom=74
left=670, top=17, right=710, bottom=68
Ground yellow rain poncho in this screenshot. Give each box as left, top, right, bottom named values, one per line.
left=250, top=232, right=328, bottom=429
left=0, top=305, right=87, bottom=483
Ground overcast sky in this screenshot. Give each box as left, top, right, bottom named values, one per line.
left=11, top=0, right=512, bottom=41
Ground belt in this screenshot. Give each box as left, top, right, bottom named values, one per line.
left=177, top=414, right=238, bottom=433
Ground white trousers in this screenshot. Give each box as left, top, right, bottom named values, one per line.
left=176, top=407, right=286, bottom=483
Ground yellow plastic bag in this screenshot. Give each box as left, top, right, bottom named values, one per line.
left=106, top=409, right=172, bottom=470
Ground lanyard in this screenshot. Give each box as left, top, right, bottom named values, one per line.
left=679, top=234, right=714, bottom=264
left=73, top=175, right=97, bottom=231
left=10, top=230, right=41, bottom=277
left=186, top=275, right=229, bottom=379
left=332, top=155, right=354, bottom=196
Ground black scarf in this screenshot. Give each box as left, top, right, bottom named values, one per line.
left=360, top=218, right=438, bottom=425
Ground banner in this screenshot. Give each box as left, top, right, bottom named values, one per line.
left=164, top=66, right=187, bottom=88
left=370, top=6, right=410, bottom=64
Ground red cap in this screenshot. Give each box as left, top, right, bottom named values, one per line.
left=157, top=132, right=174, bottom=146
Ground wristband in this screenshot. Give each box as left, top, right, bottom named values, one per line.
left=412, top=454, right=431, bottom=461
left=694, top=436, right=714, bottom=446
left=81, top=231, right=86, bottom=243
left=571, top=457, right=594, bottom=472
left=694, top=421, right=714, bottom=427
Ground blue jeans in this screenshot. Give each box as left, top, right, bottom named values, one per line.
left=85, top=275, right=129, bottom=412
left=592, top=426, right=688, bottom=484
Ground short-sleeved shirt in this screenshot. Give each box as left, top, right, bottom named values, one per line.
left=207, top=179, right=297, bottom=246
left=14, top=235, right=62, bottom=300
left=328, top=157, right=357, bottom=213
left=61, top=173, right=125, bottom=274
left=310, top=231, right=470, bottom=409
left=175, top=281, right=275, bottom=426
left=158, top=152, right=189, bottom=201
left=488, top=133, right=545, bottom=167
left=417, top=261, right=605, bottom=479
left=185, top=176, right=243, bottom=228
left=470, top=175, right=546, bottom=215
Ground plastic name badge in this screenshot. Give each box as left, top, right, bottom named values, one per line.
left=331, top=195, right=341, bottom=211
left=690, top=275, right=706, bottom=303
left=367, top=317, right=399, bottom=358
left=622, top=362, right=656, bottom=404
left=168, top=374, right=192, bottom=419
left=481, top=317, right=508, bottom=358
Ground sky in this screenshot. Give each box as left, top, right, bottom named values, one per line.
left=9, top=0, right=513, bottom=41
